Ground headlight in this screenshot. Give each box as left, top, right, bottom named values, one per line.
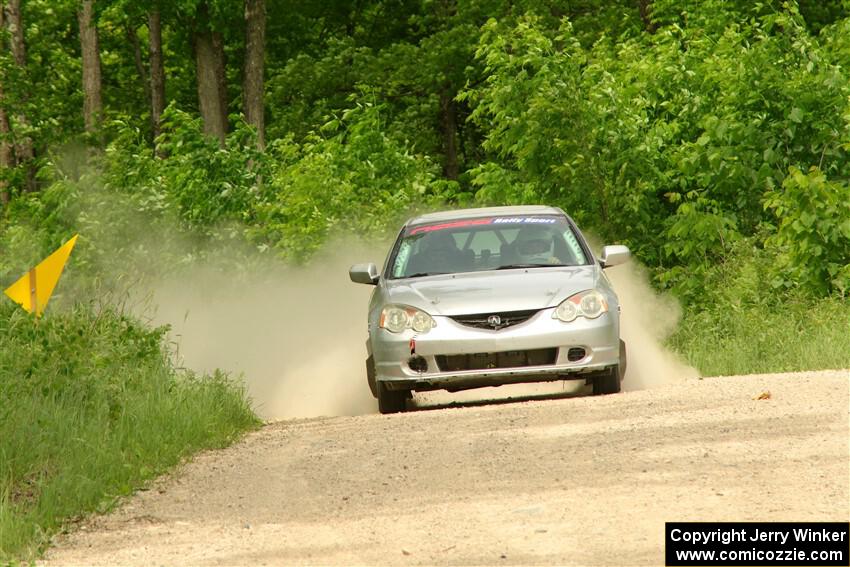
left=383, top=307, right=409, bottom=333
left=380, top=305, right=435, bottom=334
left=554, top=300, right=578, bottom=322
left=553, top=290, right=608, bottom=322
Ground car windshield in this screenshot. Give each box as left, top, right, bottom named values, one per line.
left=388, top=215, right=590, bottom=279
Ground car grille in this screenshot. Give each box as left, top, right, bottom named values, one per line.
left=436, top=348, right=557, bottom=372
left=449, top=309, right=539, bottom=331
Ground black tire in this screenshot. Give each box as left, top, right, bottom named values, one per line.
left=377, top=381, right=407, bottom=414
left=366, top=355, right=377, bottom=398
left=619, top=339, right=627, bottom=381
left=593, top=364, right=621, bottom=395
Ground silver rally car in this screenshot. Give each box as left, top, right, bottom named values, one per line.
left=349, top=205, right=630, bottom=413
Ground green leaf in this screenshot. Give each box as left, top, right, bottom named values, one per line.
left=789, top=107, right=804, bottom=123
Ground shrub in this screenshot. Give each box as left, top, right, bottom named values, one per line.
left=764, top=166, right=850, bottom=295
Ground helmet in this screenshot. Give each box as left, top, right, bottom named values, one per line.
left=513, top=225, right=555, bottom=263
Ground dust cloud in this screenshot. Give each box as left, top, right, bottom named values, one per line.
left=605, top=261, right=700, bottom=389
left=142, top=236, right=694, bottom=421
left=144, top=240, right=384, bottom=421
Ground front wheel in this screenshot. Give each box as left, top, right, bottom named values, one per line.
left=619, top=339, right=627, bottom=381
left=377, top=382, right=407, bottom=414
left=366, top=355, right=377, bottom=398
left=593, top=365, right=621, bottom=395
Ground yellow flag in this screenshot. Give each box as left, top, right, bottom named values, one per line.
left=4, top=234, right=79, bottom=316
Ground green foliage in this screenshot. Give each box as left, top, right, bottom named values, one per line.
left=1, top=0, right=846, bottom=310
left=0, top=183, right=82, bottom=287
left=106, top=106, right=268, bottom=228
left=669, top=236, right=850, bottom=375
left=797, top=0, right=849, bottom=33
left=671, top=293, right=850, bottom=376
left=250, top=99, right=447, bottom=260
left=764, top=166, right=850, bottom=295
left=462, top=5, right=850, bottom=298
left=95, top=96, right=447, bottom=262
left=4, top=0, right=845, bottom=303
left=0, top=303, right=259, bottom=560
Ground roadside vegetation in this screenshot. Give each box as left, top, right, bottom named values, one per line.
left=0, top=0, right=848, bottom=560
left=0, top=303, right=259, bottom=559
left=672, top=295, right=850, bottom=377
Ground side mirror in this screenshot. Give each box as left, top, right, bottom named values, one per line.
left=349, top=263, right=379, bottom=285
left=600, top=245, right=630, bottom=269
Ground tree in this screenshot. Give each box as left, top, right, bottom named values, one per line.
left=0, top=90, right=10, bottom=205
left=78, top=0, right=103, bottom=134
left=243, top=0, right=265, bottom=149
left=125, top=20, right=150, bottom=117
left=193, top=1, right=227, bottom=143
left=439, top=90, right=459, bottom=180
left=148, top=5, right=165, bottom=145
left=637, top=0, right=656, bottom=33
left=5, top=0, right=35, bottom=191
left=0, top=3, right=11, bottom=205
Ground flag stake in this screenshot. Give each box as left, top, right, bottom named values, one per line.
left=29, top=268, right=38, bottom=315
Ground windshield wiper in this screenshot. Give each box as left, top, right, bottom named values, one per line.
left=405, top=272, right=450, bottom=278
left=496, top=263, right=567, bottom=270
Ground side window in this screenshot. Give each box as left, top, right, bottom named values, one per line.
left=392, top=234, right=426, bottom=277
left=563, top=228, right=587, bottom=264
left=392, top=240, right=413, bottom=277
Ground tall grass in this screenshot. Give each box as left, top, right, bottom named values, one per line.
left=0, top=303, right=259, bottom=560
left=670, top=295, right=850, bottom=376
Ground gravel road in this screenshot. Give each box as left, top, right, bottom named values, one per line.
left=43, top=370, right=849, bottom=566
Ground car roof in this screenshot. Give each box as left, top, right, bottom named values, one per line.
left=407, top=205, right=564, bottom=226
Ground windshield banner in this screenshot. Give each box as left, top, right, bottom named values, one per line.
left=409, top=216, right=558, bottom=235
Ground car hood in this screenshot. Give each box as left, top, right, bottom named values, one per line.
left=384, top=267, right=599, bottom=316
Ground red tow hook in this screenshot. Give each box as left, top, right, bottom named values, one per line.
left=409, top=338, right=416, bottom=355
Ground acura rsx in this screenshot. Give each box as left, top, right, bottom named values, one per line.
left=349, top=205, right=630, bottom=414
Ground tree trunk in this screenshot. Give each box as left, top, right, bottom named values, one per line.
left=194, top=32, right=226, bottom=143
left=211, top=31, right=227, bottom=129
left=78, top=0, right=103, bottom=134
left=148, top=7, right=165, bottom=147
left=6, top=0, right=35, bottom=192
left=439, top=90, right=459, bottom=180
left=243, top=0, right=265, bottom=149
left=637, top=0, right=656, bottom=33
left=0, top=94, right=10, bottom=205
left=126, top=22, right=150, bottom=112
left=6, top=0, right=23, bottom=66
left=0, top=5, right=11, bottom=205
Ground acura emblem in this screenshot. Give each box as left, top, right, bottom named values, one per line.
left=487, top=315, right=501, bottom=328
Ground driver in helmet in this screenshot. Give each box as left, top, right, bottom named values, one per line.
left=512, top=225, right=560, bottom=265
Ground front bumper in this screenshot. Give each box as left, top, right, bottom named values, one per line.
left=371, top=308, right=620, bottom=392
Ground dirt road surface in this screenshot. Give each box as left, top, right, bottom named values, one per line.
left=44, top=370, right=849, bottom=566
